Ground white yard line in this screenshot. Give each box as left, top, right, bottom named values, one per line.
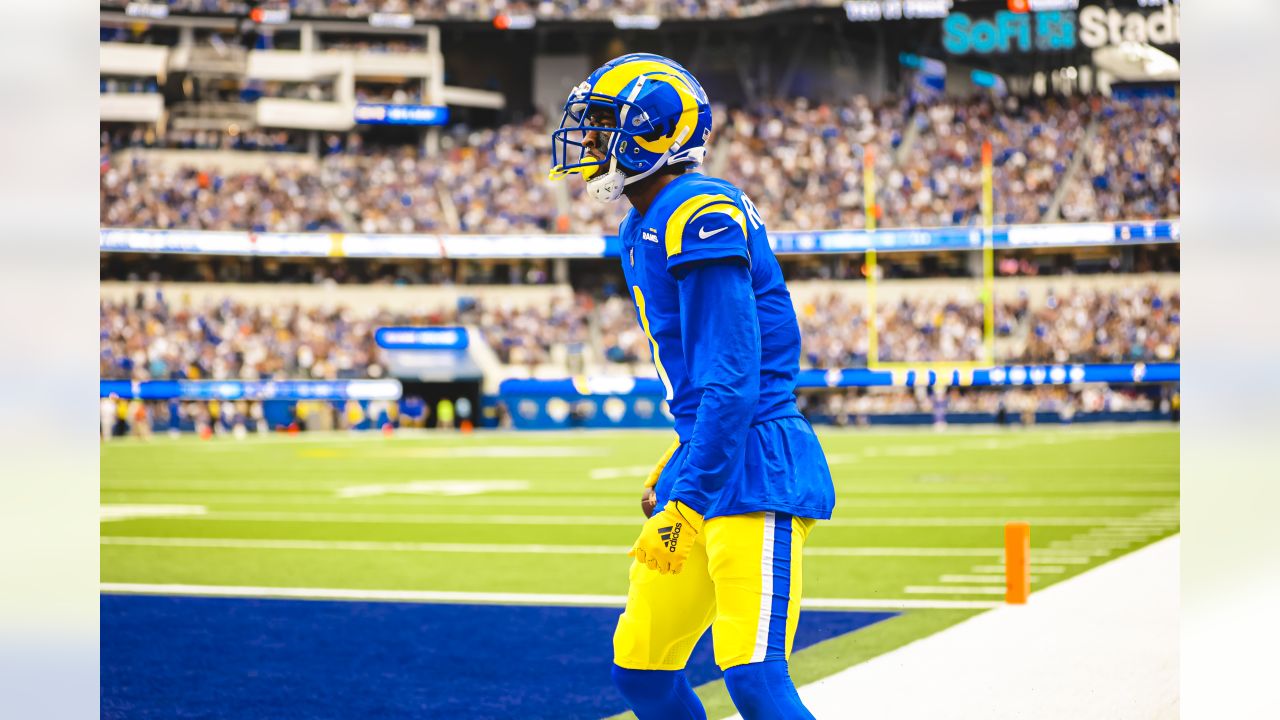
left=972, top=564, right=1066, bottom=575
left=757, top=535, right=1180, bottom=720
left=904, top=586, right=1008, bottom=596
left=335, top=480, right=531, bottom=498
left=102, top=510, right=1179, bottom=528
left=806, top=547, right=1003, bottom=558
left=98, top=490, right=1179, bottom=511
left=833, top=484, right=1178, bottom=495
left=101, top=537, right=629, bottom=555
left=99, top=505, right=207, bottom=522
left=98, top=582, right=999, bottom=611
left=938, top=575, right=1043, bottom=584
left=799, top=598, right=1000, bottom=610
left=588, top=466, right=655, bottom=480
left=101, top=494, right=633, bottom=508
left=839, top=497, right=1177, bottom=508
left=102, top=485, right=639, bottom=497
left=101, top=536, right=1010, bottom=559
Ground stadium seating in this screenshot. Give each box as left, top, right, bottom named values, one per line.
left=100, top=277, right=1179, bottom=381
left=101, top=0, right=842, bottom=22
left=100, top=96, right=1179, bottom=234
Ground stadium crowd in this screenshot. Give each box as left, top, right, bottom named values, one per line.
left=886, top=94, right=1092, bottom=227
left=103, top=0, right=832, bottom=21
left=101, top=283, right=1178, bottom=382
left=99, top=290, right=597, bottom=381
left=792, top=284, right=1178, bottom=367
left=802, top=385, right=1165, bottom=427
left=100, top=95, right=1178, bottom=234
left=102, top=127, right=312, bottom=153
left=1058, top=97, right=1180, bottom=222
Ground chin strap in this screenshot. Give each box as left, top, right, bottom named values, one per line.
left=587, top=125, right=693, bottom=204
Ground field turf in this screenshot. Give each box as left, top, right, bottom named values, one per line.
left=101, top=425, right=1179, bottom=719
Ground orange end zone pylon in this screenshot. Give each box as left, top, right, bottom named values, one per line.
left=1005, top=521, right=1030, bottom=604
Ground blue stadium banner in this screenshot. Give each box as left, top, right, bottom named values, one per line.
left=794, top=362, right=1180, bottom=389
left=499, top=363, right=1179, bottom=397
left=765, top=220, right=1179, bottom=256
left=375, top=326, right=469, bottom=351
left=498, top=376, right=667, bottom=397
left=100, top=379, right=403, bottom=401
left=354, top=104, right=449, bottom=126
left=497, top=376, right=671, bottom=430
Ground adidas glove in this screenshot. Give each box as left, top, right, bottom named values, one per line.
left=629, top=500, right=704, bottom=575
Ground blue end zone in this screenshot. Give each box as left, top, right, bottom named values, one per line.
left=102, top=594, right=896, bottom=719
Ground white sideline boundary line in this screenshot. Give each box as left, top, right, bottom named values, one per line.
left=752, top=535, right=1181, bottom=720
left=98, top=583, right=1000, bottom=611
left=101, top=536, right=1011, bottom=559
left=101, top=537, right=628, bottom=555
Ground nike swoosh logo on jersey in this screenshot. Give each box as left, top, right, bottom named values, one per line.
left=698, top=226, right=727, bottom=239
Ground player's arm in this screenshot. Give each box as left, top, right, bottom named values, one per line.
left=664, top=195, right=758, bottom=515
left=628, top=196, right=758, bottom=573
left=629, top=257, right=759, bottom=573
left=666, top=257, right=760, bottom=515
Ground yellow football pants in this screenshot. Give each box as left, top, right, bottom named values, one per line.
left=613, top=511, right=815, bottom=672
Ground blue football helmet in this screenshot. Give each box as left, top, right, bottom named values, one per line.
left=549, top=53, right=713, bottom=203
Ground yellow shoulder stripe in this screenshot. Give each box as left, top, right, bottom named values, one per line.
left=664, top=193, right=736, bottom=258
left=691, top=204, right=748, bottom=243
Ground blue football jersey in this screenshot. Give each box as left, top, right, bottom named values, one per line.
left=618, top=172, right=835, bottom=520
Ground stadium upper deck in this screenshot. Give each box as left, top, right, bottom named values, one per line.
left=101, top=94, right=1178, bottom=234
left=102, top=1, right=868, bottom=22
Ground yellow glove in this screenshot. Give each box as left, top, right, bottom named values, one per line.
left=629, top=500, right=704, bottom=574
left=644, top=438, right=681, bottom=489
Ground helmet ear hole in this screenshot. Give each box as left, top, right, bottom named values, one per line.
left=640, top=118, right=676, bottom=142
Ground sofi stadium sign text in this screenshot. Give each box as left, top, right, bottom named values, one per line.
left=942, top=10, right=1076, bottom=54
left=1078, top=4, right=1180, bottom=48
left=944, top=4, right=1179, bottom=55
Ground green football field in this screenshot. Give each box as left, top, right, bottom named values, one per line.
left=101, top=425, right=1179, bottom=719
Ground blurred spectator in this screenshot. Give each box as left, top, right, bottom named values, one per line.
left=790, top=284, right=1176, bottom=369
left=1059, top=98, right=1180, bottom=222
left=803, top=385, right=1158, bottom=424
left=99, top=289, right=598, bottom=379
left=795, top=292, right=997, bottom=367
left=102, top=128, right=310, bottom=153
left=99, top=148, right=344, bottom=231
left=1018, top=284, right=1180, bottom=364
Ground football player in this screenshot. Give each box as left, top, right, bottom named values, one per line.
left=551, top=54, right=835, bottom=720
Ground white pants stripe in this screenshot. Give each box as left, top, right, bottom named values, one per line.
left=749, top=512, right=777, bottom=664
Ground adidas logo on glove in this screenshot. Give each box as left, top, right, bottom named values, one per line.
left=659, top=523, right=682, bottom=551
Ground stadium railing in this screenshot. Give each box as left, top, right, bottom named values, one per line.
left=100, top=219, right=1179, bottom=259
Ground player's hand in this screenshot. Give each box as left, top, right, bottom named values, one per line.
left=629, top=501, right=704, bottom=575
left=641, top=438, right=681, bottom=517
left=645, top=438, right=681, bottom=490
left=641, top=487, right=657, bottom=518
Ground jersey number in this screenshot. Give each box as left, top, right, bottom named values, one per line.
left=633, top=285, right=675, bottom=402
left=741, top=193, right=764, bottom=230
